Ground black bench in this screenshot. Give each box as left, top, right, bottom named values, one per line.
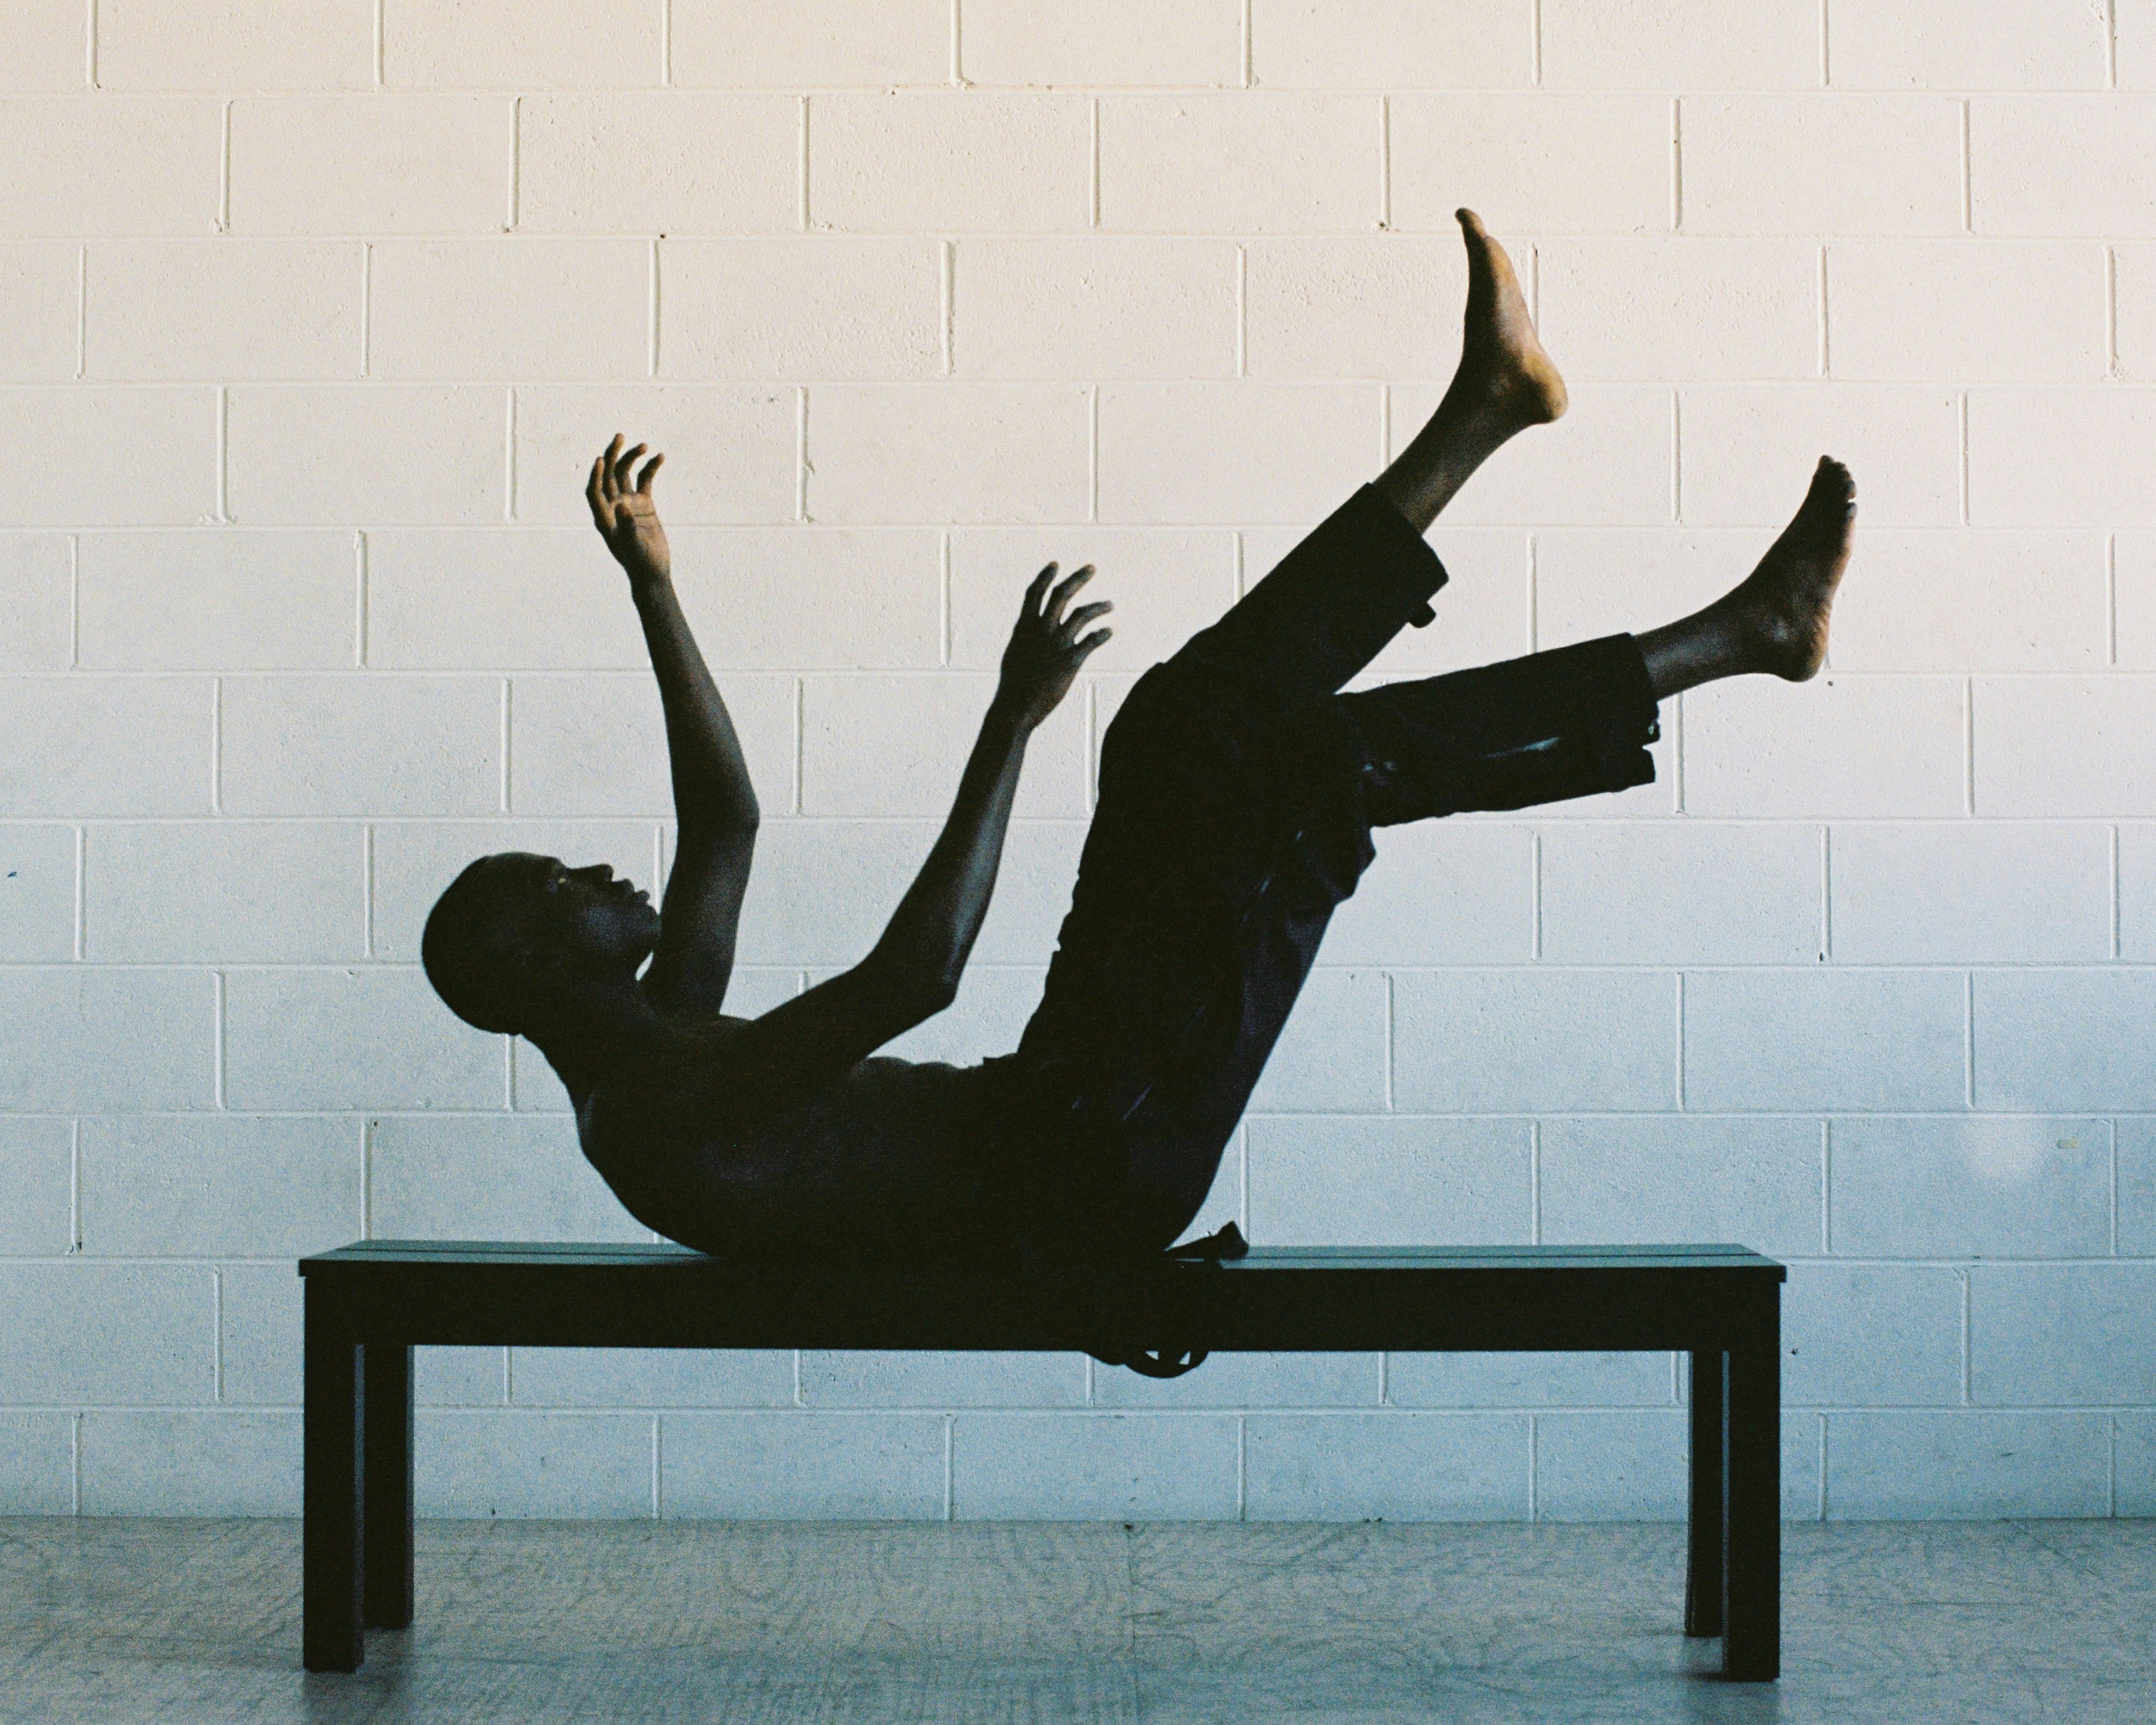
left=298, top=1240, right=1785, bottom=1680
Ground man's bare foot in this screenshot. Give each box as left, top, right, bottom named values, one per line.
left=1727, top=457, right=1857, bottom=681
left=1451, top=208, right=1568, bottom=430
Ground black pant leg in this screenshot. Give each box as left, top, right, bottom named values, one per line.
left=1170, top=484, right=1451, bottom=703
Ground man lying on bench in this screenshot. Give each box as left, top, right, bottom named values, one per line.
left=421, top=209, right=1856, bottom=1275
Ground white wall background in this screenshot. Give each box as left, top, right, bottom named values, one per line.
left=4, top=0, right=2155, bottom=1524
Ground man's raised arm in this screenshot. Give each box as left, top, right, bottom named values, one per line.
left=587, top=436, right=759, bottom=1018
left=722, top=563, right=1112, bottom=1106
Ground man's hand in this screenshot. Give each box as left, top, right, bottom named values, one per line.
left=993, top=562, right=1112, bottom=732
left=587, top=433, right=670, bottom=584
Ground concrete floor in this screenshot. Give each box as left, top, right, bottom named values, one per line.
left=2, top=1517, right=2152, bottom=1723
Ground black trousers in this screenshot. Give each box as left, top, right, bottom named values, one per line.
left=992, top=486, right=1661, bottom=1261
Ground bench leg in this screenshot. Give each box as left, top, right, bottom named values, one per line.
left=363, top=1343, right=414, bottom=1630
left=1685, top=1348, right=1724, bottom=1638
left=1721, top=1321, right=1781, bottom=1682
left=303, top=1293, right=365, bottom=1672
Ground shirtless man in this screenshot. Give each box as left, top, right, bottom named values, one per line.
left=422, top=211, right=1856, bottom=1268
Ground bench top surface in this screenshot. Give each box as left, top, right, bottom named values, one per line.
left=303, top=1239, right=1784, bottom=1275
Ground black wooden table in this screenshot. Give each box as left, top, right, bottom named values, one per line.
left=299, top=1240, right=1785, bottom=1679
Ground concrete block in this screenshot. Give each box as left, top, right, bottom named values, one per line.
left=0, top=533, right=70, bottom=668
left=0, top=824, right=78, bottom=962
left=219, top=674, right=501, bottom=816
left=1683, top=970, right=1967, bottom=1112
left=370, top=819, right=656, bottom=961
left=515, top=390, right=797, bottom=525
left=867, top=964, right=1042, bottom=1067
left=417, top=1410, right=652, bottom=1518
left=0, top=1414, right=72, bottom=1514
left=0, top=676, right=210, bottom=815
left=1096, top=384, right=1376, bottom=524
left=1678, top=385, right=1960, bottom=527
left=0, top=1118, right=72, bottom=1256
left=2119, top=535, right=2156, bottom=677
left=2125, top=3, right=2156, bottom=89
left=218, top=1263, right=304, bottom=1407
left=1247, top=1413, right=1530, bottom=1521
left=1392, top=970, right=1679, bottom=1113
left=660, top=238, right=940, bottom=380
left=1974, top=970, right=2156, bottom=1111
left=1829, top=821, right=2110, bottom=964
left=1535, top=1412, right=1685, bottom=1520
left=0, top=387, right=216, bottom=527
left=956, top=237, right=1237, bottom=380
left=808, top=384, right=1089, bottom=524
left=1971, top=96, right=2156, bottom=236
left=1832, top=530, right=2107, bottom=672
left=672, top=527, right=949, bottom=668
left=0, top=96, right=218, bottom=236
left=1683, top=674, right=1965, bottom=817
left=223, top=967, right=505, bottom=1111
left=1827, top=0, right=2110, bottom=89
left=368, top=527, right=649, bottom=671
left=1974, top=1259, right=2156, bottom=1406
left=1684, top=97, right=1962, bottom=235
left=226, top=385, right=507, bottom=526
left=382, top=0, right=663, bottom=89
left=1539, top=821, right=1822, bottom=965
left=730, top=821, right=932, bottom=966
left=0, top=244, right=80, bottom=381
left=669, top=0, right=949, bottom=87
left=961, top=0, right=1241, bottom=86
left=809, top=93, right=1090, bottom=232
left=418, top=1348, right=507, bottom=1406
left=84, top=822, right=364, bottom=964
left=369, top=1116, right=650, bottom=1241
left=801, top=672, right=1086, bottom=817
left=1388, top=96, right=1669, bottom=234
left=948, top=528, right=1236, bottom=673
left=512, top=671, right=792, bottom=816
left=1827, top=1411, right=2109, bottom=1519
left=1321, top=822, right=1535, bottom=966
left=229, top=96, right=511, bottom=236
left=1540, top=0, right=1822, bottom=90
left=1391, top=383, right=1674, bottom=529
left=1829, top=241, right=2107, bottom=381
left=1094, top=1352, right=1381, bottom=1410
left=2123, top=1414, right=2156, bottom=1516
left=1830, top=1117, right=2110, bottom=1259
left=2120, top=823, right=2156, bottom=962
left=664, top=1412, right=945, bottom=1519
left=0, top=1263, right=213, bottom=1402
left=5, top=3, right=88, bottom=92
left=1245, top=236, right=1462, bottom=381
left=1251, top=0, right=1532, bottom=88
left=2116, top=248, right=2156, bottom=383
left=1388, top=1352, right=1674, bottom=1410
left=1539, top=1117, right=1826, bottom=1260
left=1973, top=675, right=2156, bottom=814
left=953, top=1413, right=1239, bottom=1518
left=517, top=94, right=797, bottom=234
left=96, top=0, right=374, bottom=91
left=80, top=1412, right=301, bottom=1515
left=1783, top=1263, right=1964, bottom=1406
left=1536, top=240, right=1819, bottom=382
left=1098, top=95, right=1380, bottom=233
left=512, top=1350, right=794, bottom=1409
left=1967, top=389, right=2156, bottom=527
left=1244, top=970, right=1388, bottom=1114
left=78, top=1115, right=361, bottom=1258
left=0, top=970, right=216, bottom=1111
left=800, top=1352, right=1086, bottom=1408
left=367, top=240, right=650, bottom=382
left=1245, top=1117, right=1533, bottom=1246
left=79, top=530, right=356, bottom=670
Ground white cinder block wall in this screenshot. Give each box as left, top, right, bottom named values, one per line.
left=3, top=0, right=2153, bottom=1524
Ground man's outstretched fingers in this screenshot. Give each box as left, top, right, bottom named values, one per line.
left=614, top=442, right=647, bottom=489
left=636, top=452, right=665, bottom=493
left=1027, top=563, right=1058, bottom=611
left=1060, top=600, right=1113, bottom=640
left=1044, top=564, right=1095, bottom=626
